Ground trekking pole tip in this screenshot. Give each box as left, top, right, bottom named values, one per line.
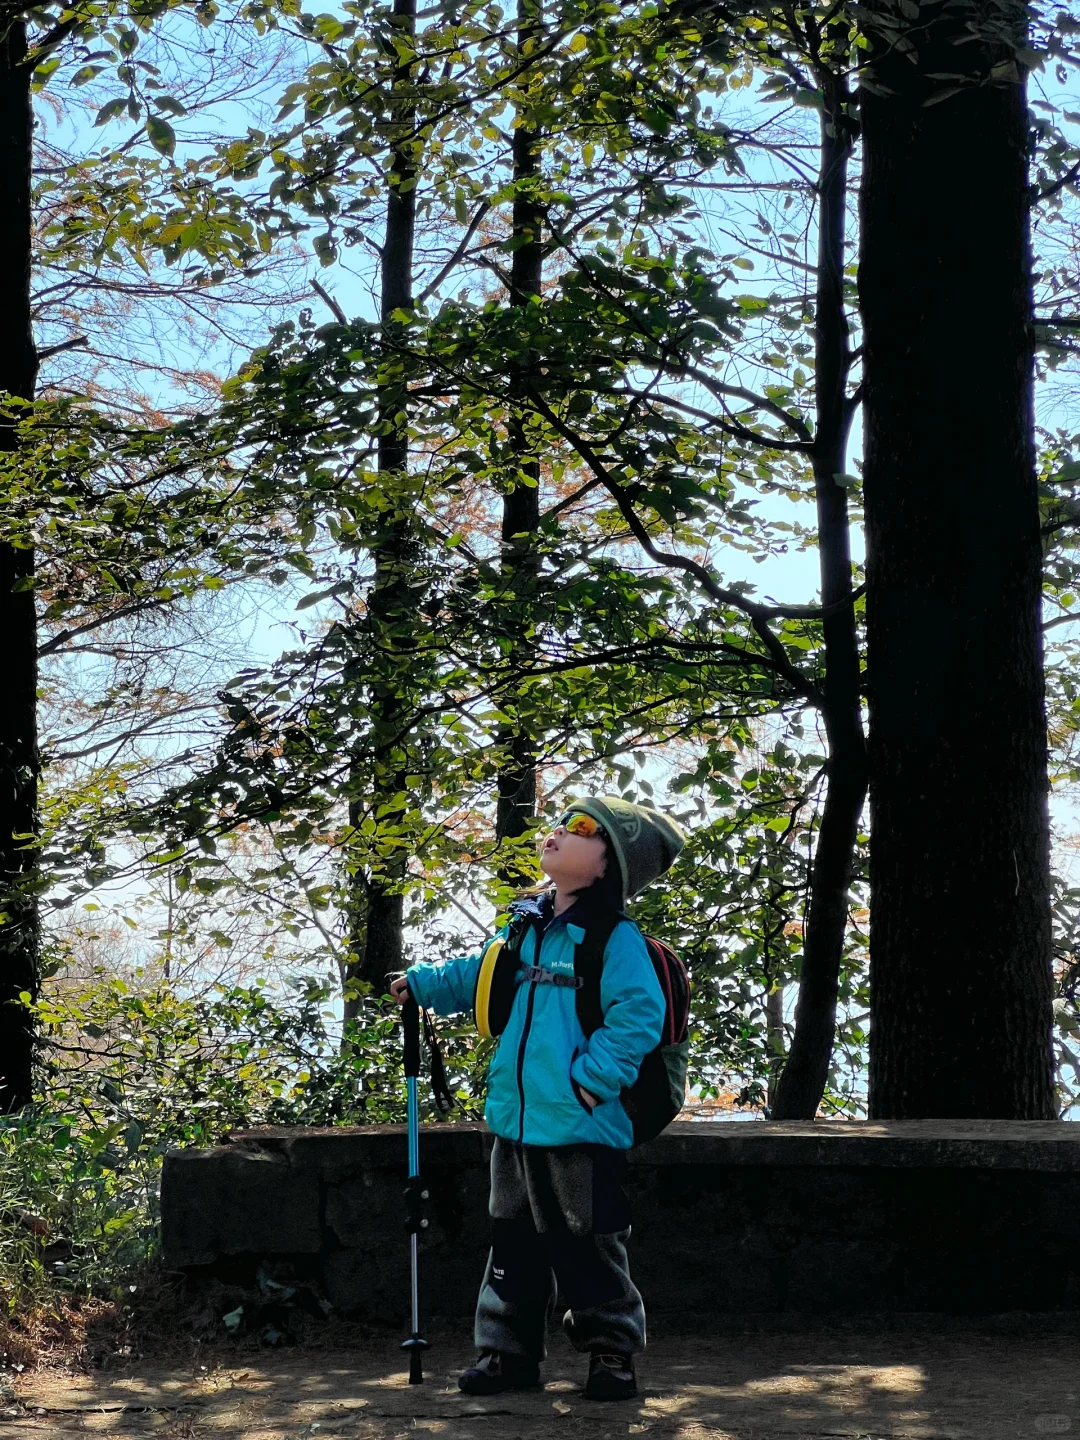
left=402, top=1333, right=429, bottom=1385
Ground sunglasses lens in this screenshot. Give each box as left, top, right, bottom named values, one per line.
left=560, top=813, right=602, bottom=838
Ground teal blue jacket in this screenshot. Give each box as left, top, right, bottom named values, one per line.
left=405, top=900, right=665, bottom=1149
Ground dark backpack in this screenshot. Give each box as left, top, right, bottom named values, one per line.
left=573, top=911, right=691, bottom=1146
left=473, top=903, right=691, bottom=1145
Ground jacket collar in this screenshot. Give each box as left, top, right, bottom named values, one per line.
left=509, top=890, right=614, bottom=946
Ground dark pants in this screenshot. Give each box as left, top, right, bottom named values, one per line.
left=473, top=1137, right=647, bottom=1361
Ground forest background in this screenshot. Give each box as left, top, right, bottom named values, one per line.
left=0, top=0, right=1078, bottom=1335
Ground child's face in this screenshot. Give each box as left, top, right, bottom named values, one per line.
left=539, top=813, right=609, bottom=891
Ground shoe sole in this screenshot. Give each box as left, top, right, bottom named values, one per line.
left=458, top=1378, right=542, bottom=1395
left=585, top=1383, right=638, bottom=1402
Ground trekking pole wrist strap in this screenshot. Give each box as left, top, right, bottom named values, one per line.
left=422, top=1008, right=456, bottom=1115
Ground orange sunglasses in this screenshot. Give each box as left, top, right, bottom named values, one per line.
left=554, top=811, right=607, bottom=840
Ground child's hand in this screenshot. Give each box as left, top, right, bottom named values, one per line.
left=390, top=976, right=411, bottom=1006
left=580, top=1087, right=600, bottom=1108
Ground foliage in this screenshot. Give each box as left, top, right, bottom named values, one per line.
left=0, top=966, right=492, bottom=1317
left=77, top=0, right=862, bottom=1120
left=9, top=0, right=1080, bottom=1207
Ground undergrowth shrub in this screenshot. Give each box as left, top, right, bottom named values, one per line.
left=0, top=972, right=488, bottom=1333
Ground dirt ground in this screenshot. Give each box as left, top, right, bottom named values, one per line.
left=2, top=1321, right=1078, bottom=1440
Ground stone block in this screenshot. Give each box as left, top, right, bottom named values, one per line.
left=161, top=1146, right=321, bottom=1267
left=227, top=1122, right=492, bottom=1184
left=320, top=1233, right=488, bottom=1321
left=159, top=1119, right=1080, bottom=1318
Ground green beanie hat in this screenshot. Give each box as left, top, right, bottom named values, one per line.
left=565, top=795, right=686, bottom=900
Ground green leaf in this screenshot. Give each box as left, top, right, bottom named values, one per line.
left=296, top=581, right=351, bottom=611
left=146, top=116, right=176, bottom=156
left=922, top=86, right=964, bottom=107
left=94, top=97, right=128, bottom=125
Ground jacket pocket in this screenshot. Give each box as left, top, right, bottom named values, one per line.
left=570, top=1072, right=596, bottom=1115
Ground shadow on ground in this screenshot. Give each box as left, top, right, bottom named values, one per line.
left=5, top=1321, right=1078, bottom=1438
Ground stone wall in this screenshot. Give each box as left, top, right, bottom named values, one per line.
left=161, top=1119, right=1080, bottom=1323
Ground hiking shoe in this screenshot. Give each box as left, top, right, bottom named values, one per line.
left=585, top=1351, right=638, bottom=1401
left=458, top=1349, right=541, bottom=1395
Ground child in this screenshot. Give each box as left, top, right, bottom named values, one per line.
left=389, top=796, right=685, bottom=1403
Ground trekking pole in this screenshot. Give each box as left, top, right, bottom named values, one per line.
left=401, top=992, right=430, bottom=1384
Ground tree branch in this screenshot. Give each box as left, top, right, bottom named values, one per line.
left=1032, top=160, right=1080, bottom=205
left=26, top=15, right=85, bottom=64
left=36, top=334, right=89, bottom=361
left=524, top=389, right=825, bottom=704
left=415, top=200, right=491, bottom=306
left=311, top=279, right=346, bottom=325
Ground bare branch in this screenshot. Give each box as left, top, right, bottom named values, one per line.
left=36, top=334, right=89, bottom=361
left=416, top=200, right=491, bottom=306
left=311, top=279, right=347, bottom=325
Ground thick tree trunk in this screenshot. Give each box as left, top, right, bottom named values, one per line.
left=345, top=0, right=417, bottom=1014
left=859, top=0, right=1055, bottom=1117
left=769, top=63, right=866, bottom=1118
left=0, top=15, right=40, bottom=1112
left=494, top=0, right=543, bottom=864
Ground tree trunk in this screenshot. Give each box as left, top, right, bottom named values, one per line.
left=859, top=0, right=1055, bottom=1118
left=765, top=983, right=786, bottom=1111
left=769, top=59, right=866, bottom=1118
left=345, top=0, right=417, bottom=1015
left=0, top=15, right=40, bottom=1112
left=494, top=0, right=543, bottom=867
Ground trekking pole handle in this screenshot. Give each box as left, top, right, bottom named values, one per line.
left=403, top=990, right=421, bottom=1078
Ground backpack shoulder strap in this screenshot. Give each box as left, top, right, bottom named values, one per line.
left=505, top=910, right=536, bottom=955
left=573, top=909, right=628, bottom=1037
left=474, top=907, right=540, bottom=1039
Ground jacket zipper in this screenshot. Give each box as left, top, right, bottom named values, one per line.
left=515, top=924, right=544, bottom=1143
